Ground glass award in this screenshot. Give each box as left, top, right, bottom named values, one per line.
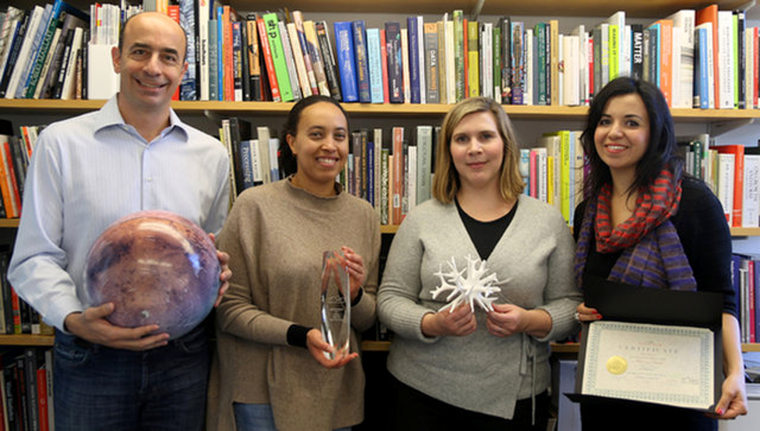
left=319, top=250, right=351, bottom=360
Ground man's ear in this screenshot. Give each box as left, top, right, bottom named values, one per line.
left=111, top=46, right=121, bottom=74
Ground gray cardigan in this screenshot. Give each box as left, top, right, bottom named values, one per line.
left=377, top=194, right=581, bottom=420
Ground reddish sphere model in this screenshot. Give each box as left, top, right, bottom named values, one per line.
left=85, top=210, right=220, bottom=339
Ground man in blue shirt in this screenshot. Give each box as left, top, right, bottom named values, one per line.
left=8, top=12, right=231, bottom=430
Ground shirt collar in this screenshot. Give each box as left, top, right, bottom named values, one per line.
left=93, top=94, right=189, bottom=142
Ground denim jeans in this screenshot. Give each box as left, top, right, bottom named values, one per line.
left=53, top=325, right=210, bottom=431
left=233, top=403, right=352, bottom=431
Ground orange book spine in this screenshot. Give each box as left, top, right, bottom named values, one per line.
left=257, top=16, right=280, bottom=101
left=0, top=137, right=15, bottom=218
left=717, top=145, right=744, bottom=226
left=3, top=142, right=21, bottom=217
left=37, top=367, right=49, bottom=431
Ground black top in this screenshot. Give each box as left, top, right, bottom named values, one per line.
left=456, top=198, right=518, bottom=261
left=573, top=176, right=737, bottom=317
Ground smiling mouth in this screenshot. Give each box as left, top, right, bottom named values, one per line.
left=137, top=79, right=167, bottom=89
left=317, top=157, right=338, bottom=166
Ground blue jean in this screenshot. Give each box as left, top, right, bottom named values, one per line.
left=53, top=325, right=210, bottom=431
left=233, top=403, right=352, bottom=431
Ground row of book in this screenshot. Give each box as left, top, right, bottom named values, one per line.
left=2, top=2, right=760, bottom=110
left=733, top=253, right=760, bottom=344
left=0, top=120, right=37, bottom=220
left=0, top=249, right=53, bottom=337
left=676, top=136, right=760, bottom=228
left=0, top=348, right=54, bottom=431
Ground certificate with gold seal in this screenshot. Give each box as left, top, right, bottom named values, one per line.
left=581, top=320, right=714, bottom=410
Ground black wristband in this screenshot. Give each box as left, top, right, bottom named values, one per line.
left=287, top=324, right=312, bottom=348
left=351, top=287, right=364, bottom=306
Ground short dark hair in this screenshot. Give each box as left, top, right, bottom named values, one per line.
left=278, top=95, right=349, bottom=176
left=580, top=77, right=681, bottom=198
left=118, top=12, right=188, bottom=62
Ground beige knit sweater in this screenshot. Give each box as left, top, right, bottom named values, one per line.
left=207, top=178, right=380, bottom=431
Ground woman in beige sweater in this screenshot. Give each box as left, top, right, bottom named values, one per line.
left=207, top=95, right=381, bottom=431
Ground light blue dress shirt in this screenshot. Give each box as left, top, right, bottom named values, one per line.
left=8, top=95, right=230, bottom=332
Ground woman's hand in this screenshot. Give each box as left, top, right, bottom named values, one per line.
left=420, top=304, right=476, bottom=337
left=486, top=304, right=552, bottom=338
left=713, top=372, right=748, bottom=419
left=341, top=246, right=365, bottom=302
left=486, top=303, right=528, bottom=337
left=575, top=302, right=602, bottom=323
left=305, top=328, right=358, bottom=369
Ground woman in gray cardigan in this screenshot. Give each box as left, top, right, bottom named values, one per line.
left=377, top=97, right=581, bottom=430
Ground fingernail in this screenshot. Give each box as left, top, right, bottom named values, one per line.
left=716, top=408, right=724, bottom=415
left=595, top=314, right=602, bottom=319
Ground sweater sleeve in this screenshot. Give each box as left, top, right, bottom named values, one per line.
left=215, top=196, right=293, bottom=346
left=350, top=207, right=381, bottom=332
left=377, top=210, right=441, bottom=344
left=535, top=207, right=583, bottom=342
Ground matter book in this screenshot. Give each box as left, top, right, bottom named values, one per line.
left=366, top=28, right=384, bottom=103
left=256, top=14, right=280, bottom=101
left=315, top=21, right=341, bottom=100
left=384, top=22, right=403, bottom=103
left=303, top=20, right=330, bottom=97
left=716, top=145, right=744, bottom=227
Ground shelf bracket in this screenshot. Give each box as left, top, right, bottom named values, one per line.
left=709, top=118, right=757, bottom=138
left=471, top=0, right=485, bottom=20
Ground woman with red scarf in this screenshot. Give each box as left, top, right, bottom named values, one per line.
left=573, top=77, right=747, bottom=430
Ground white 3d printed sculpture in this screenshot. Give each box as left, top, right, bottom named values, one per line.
left=431, top=255, right=503, bottom=312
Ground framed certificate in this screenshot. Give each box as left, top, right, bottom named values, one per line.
left=567, top=276, right=723, bottom=412
left=581, top=321, right=714, bottom=410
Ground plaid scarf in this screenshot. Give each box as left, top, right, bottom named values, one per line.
left=574, top=169, right=697, bottom=291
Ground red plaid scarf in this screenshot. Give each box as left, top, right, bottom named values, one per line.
left=595, top=169, right=682, bottom=253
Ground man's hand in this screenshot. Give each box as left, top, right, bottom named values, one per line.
left=64, top=303, right=169, bottom=351
left=209, top=233, right=232, bottom=307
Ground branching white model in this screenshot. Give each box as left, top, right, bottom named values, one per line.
left=431, top=255, right=503, bottom=312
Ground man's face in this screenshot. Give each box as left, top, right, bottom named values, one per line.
left=112, top=13, right=187, bottom=113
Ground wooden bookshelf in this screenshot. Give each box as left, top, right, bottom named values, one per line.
left=361, top=340, right=760, bottom=353
left=0, top=334, right=54, bottom=347
left=6, top=99, right=760, bottom=122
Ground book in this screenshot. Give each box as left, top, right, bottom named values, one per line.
left=415, top=125, right=432, bottom=204
left=333, top=21, right=358, bottom=102
left=0, top=11, right=30, bottom=98
left=277, top=19, right=301, bottom=101
left=262, top=13, right=293, bottom=101
left=366, top=28, right=384, bottom=104
left=290, top=11, right=319, bottom=96
left=286, top=22, right=312, bottom=98
left=696, top=3, right=720, bottom=109
left=466, top=20, right=479, bottom=98
left=179, top=0, right=197, bottom=100
left=391, top=127, right=404, bottom=224
left=302, top=20, right=330, bottom=96
left=352, top=20, right=370, bottom=103
left=742, top=149, right=760, bottom=228
left=245, top=16, right=261, bottom=101
left=5, top=5, right=46, bottom=99
left=385, top=22, right=403, bottom=103
left=256, top=14, right=280, bottom=102
left=716, top=145, right=744, bottom=227
left=423, top=22, right=439, bottom=103
left=314, top=21, right=341, bottom=100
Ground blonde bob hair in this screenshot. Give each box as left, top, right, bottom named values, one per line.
left=432, top=97, right=525, bottom=204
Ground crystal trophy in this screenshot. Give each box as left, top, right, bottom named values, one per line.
left=320, top=250, right=351, bottom=360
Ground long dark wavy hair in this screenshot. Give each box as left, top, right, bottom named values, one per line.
left=581, top=77, right=682, bottom=199
left=278, top=95, right=349, bottom=176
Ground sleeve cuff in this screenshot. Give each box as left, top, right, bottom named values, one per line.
left=351, top=287, right=364, bottom=306
left=286, top=324, right=312, bottom=348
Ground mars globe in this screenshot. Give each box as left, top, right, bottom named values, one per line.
left=85, top=210, right=220, bottom=339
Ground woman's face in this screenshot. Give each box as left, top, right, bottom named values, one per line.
left=449, top=111, right=504, bottom=191
left=287, top=102, right=348, bottom=192
left=593, top=93, right=651, bottom=178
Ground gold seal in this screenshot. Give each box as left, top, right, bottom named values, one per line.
left=606, top=355, right=628, bottom=375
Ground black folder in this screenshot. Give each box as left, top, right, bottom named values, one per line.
left=565, top=275, right=724, bottom=412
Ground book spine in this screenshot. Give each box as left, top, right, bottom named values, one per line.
left=179, top=0, right=197, bottom=100
left=333, top=22, right=358, bottom=102
left=263, top=13, right=293, bottom=101
left=302, top=21, right=330, bottom=97
left=315, top=21, right=341, bottom=100
left=352, top=20, right=370, bottom=103
left=384, top=22, right=403, bottom=103
left=366, top=28, right=383, bottom=103
left=277, top=20, right=301, bottom=101
left=245, top=18, right=261, bottom=101
left=256, top=16, right=280, bottom=102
